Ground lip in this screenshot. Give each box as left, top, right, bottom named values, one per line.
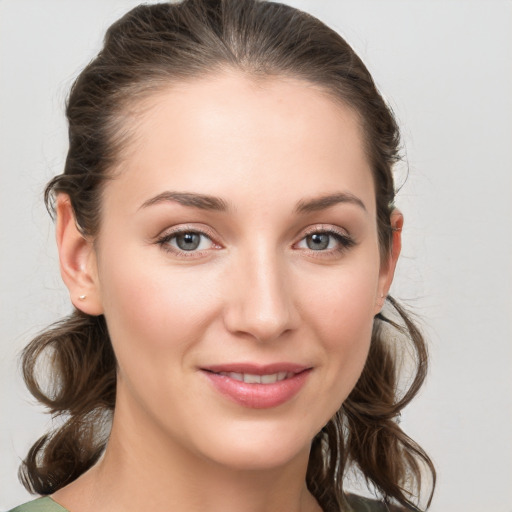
left=201, top=363, right=312, bottom=409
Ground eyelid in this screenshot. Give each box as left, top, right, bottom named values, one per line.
left=300, top=224, right=350, bottom=239
left=294, top=224, right=355, bottom=254
left=155, top=224, right=222, bottom=257
left=156, top=223, right=218, bottom=241
left=153, top=223, right=355, bottom=258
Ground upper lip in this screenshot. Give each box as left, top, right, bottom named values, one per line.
left=201, top=362, right=311, bottom=375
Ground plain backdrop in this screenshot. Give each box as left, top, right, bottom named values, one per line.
left=1, top=0, right=511, bottom=510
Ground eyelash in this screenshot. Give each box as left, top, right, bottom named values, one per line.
left=155, top=225, right=355, bottom=258
left=298, top=226, right=356, bottom=256
left=156, top=226, right=219, bottom=258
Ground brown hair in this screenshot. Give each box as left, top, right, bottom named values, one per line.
left=20, top=1, right=435, bottom=510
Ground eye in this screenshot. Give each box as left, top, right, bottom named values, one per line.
left=296, top=228, right=355, bottom=254
left=304, top=233, right=332, bottom=251
left=173, top=232, right=206, bottom=251
left=157, top=229, right=218, bottom=255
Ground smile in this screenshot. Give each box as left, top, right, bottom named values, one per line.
left=215, top=371, right=293, bottom=384
left=201, top=363, right=312, bottom=409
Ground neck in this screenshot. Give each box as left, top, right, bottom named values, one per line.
left=52, top=390, right=322, bottom=512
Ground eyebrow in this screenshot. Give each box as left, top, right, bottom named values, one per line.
left=139, top=190, right=366, bottom=214
left=294, top=192, right=367, bottom=214
left=139, top=191, right=230, bottom=211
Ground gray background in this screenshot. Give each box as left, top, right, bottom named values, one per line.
left=1, top=0, right=511, bottom=510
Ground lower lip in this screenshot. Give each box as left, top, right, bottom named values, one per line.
left=202, top=370, right=311, bottom=409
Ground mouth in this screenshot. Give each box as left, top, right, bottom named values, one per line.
left=211, top=371, right=295, bottom=384
left=200, top=363, right=312, bottom=409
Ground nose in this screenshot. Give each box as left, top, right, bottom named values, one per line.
left=223, top=245, right=300, bottom=343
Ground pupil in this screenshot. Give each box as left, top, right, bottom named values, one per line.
left=307, top=233, right=329, bottom=250
left=177, top=232, right=200, bottom=251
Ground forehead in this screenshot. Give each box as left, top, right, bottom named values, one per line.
left=105, top=70, right=375, bottom=217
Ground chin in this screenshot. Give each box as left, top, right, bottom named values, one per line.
left=205, top=442, right=309, bottom=472
left=188, top=418, right=319, bottom=472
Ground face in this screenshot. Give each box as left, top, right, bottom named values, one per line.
left=78, top=71, right=397, bottom=471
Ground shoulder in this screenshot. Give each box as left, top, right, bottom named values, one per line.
left=8, top=497, right=69, bottom=512
left=345, top=493, right=416, bottom=512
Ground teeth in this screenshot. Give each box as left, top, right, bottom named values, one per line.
left=261, top=374, right=277, bottom=384
left=244, top=373, right=261, bottom=384
left=218, top=372, right=292, bottom=383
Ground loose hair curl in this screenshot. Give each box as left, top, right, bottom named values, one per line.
left=20, top=1, right=435, bottom=510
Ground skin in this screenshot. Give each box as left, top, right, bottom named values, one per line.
left=53, top=70, right=402, bottom=512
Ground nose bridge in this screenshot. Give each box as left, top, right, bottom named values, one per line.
left=224, top=238, right=297, bottom=342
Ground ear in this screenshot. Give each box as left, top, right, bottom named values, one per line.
left=56, top=194, right=104, bottom=315
left=375, top=209, right=403, bottom=314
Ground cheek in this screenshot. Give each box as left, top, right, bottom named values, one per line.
left=317, top=289, right=374, bottom=377
left=97, top=250, right=219, bottom=362
left=298, top=257, right=379, bottom=403
left=301, top=255, right=379, bottom=340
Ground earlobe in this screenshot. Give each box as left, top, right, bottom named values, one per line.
left=55, top=195, right=104, bottom=316
left=375, top=209, right=403, bottom=313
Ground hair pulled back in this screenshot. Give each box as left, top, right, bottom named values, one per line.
left=21, top=1, right=435, bottom=510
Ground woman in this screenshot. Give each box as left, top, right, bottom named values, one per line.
left=10, top=0, right=435, bottom=511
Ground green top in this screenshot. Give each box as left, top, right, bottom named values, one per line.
left=8, top=497, right=68, bottom=512
left=9, top=495, right=407, bottom=512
